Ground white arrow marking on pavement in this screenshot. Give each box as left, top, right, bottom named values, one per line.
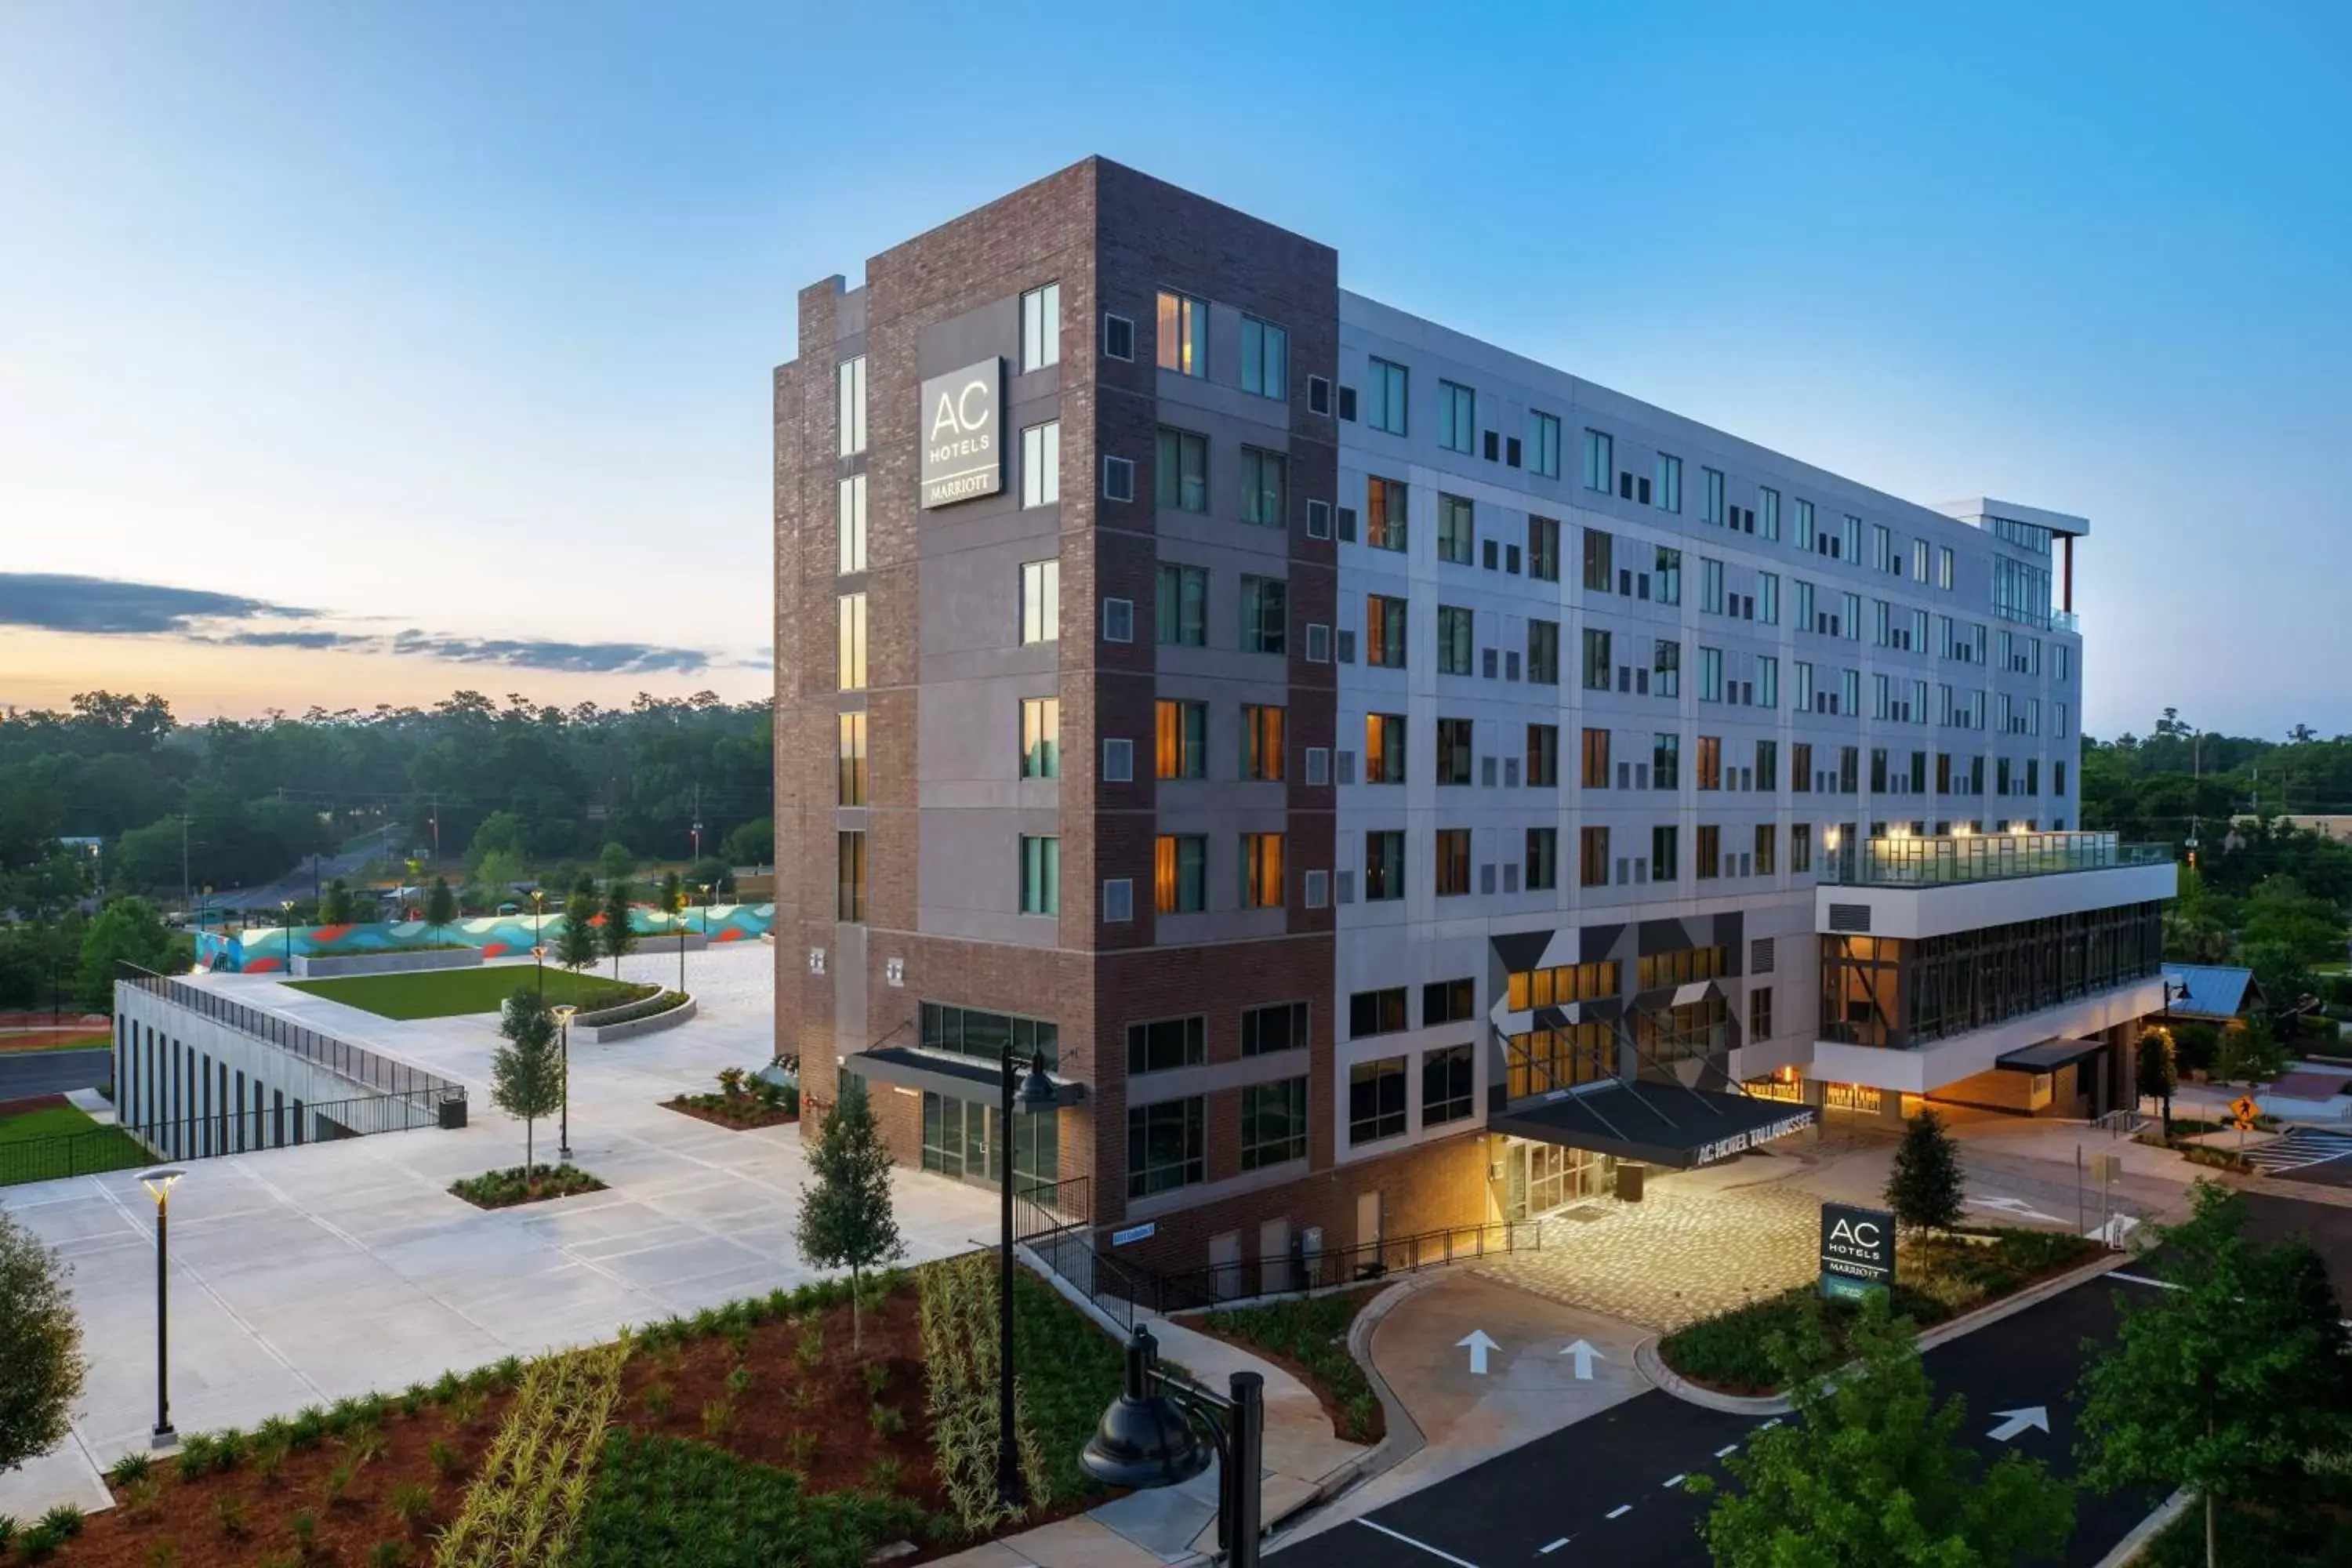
left=1560, top=1338, right=1604, bottom=1379
left=1457, top=1328, right=1500, bottom=1376
left=1967, top=1194, right=2069, bottom=1226
left=1987, top=1406, right=2050, bottom=1443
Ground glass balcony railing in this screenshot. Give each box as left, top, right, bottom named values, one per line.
left=1818, top=829, right=2170, bottom=887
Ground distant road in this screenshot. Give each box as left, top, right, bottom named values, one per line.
left=0, top=1047, right=112, bottom=1102
left=203, top=824, right=406, bottom=915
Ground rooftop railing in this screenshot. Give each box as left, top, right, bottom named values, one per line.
left=1819, top=829, right=2171, bottom=887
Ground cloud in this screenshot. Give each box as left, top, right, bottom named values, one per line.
left=387, top=632, right=713, bottom=675
left=0, top=573, right=315, bottom=635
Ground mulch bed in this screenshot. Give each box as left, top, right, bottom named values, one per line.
left=448, top=1165, right=611, bottom=1210
left=1187, top=1286, right=1388, bottom=1445
left=662, top=1095, right=797, bottom=1131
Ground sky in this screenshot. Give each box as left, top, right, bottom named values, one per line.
left=1, top=1, right=2345, bottom=733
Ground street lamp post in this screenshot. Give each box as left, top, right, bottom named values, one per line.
left=997, top=1051, right=1057, bottom=1506
left=550, top=1004, right=577, bottom=1165
left=279, top=898, right=296, bottom=975
left=141, top=1168, right=185, bottom=1448
left=531, top=945, right=547, bottom=1001
left=1082, top=1326, right=1264, bottom=1567
left=676, top=890, right=688, bottom=993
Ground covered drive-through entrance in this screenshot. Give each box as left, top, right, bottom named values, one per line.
left=1488, top=1080, right=1817, bottom=1219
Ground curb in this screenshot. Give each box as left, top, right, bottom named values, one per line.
left=1259, top=1274, right=1432, bottom=1548
left=2094, top=1487, right=2193, bottom=1568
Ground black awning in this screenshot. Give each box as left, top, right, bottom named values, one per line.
left=1489, top=1080, right=1816, bottom=1169
left=1994, top=1038, right=2106, bottom=1073
left=847, top=1046, right=1084, bottom=1110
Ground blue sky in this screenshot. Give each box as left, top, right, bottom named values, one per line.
left=2, top=1, right=2343, bottom=731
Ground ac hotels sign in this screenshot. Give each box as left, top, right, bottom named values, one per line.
left=920, top=358, right=1003, bottom=509
left=1819, top=1201, right=1896, bottom=1302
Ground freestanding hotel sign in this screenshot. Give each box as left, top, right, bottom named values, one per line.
left=920, top=358, right=1003, bottom=508
left=1819, top=1202, right=1896, bottom=1303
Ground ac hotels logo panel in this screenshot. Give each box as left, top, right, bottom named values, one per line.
left=919, top=358, right=1002, bottom=509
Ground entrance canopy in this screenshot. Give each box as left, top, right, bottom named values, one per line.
left=1489, top=1080, right=1815, bottom=1169
left=1994, top=1038, right=2104, bottom=1074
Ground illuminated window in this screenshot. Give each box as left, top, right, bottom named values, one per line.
left=1154, top=834, right=1206, bottom=913
left=1156, top=291, right=1206, bottom=376
left=1240, top=833, right=1284, bottom=909
left=1019, top=699, right=1059, bottom=779
left=837, top=593, right=866, bottom=690
left=837, top=713, right=866, bottom=805
left=837, top=475, right=866, bottom=573
left=1155, top=700, right=1206, bottom=779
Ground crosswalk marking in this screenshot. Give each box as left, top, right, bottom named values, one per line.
left=2241, top=1128, right=2352, bottom=1173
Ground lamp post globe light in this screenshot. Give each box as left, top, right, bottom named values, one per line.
left=1081, top=1325, right=1265, bottom=1566
left=141, top=1168, right=186, bottom=1448
left=550, top=1004, right=577, bottom=1164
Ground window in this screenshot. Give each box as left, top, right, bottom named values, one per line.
left=1367, top=595, right=1407, bottom=667
left=1349, top=1058, right=1408, bottom=1145
left=1153, top=834, right=1206, bottom=913
left=1155, top=427, right=1207, bottom=511
left=1240, top=1078, right=1308, bottom=1170
left=1364, top=830, right=1406, bottom=900
left=837, top=593, right=867, bottom=690
left=1755, top=738, right=1779, bottom=790
left=1749, top=986, right=1774, bottom=1042
left=1796, top=580, right=1817, bottom=633
left=1696, top=824, right=1721, bottom=880
left=1020, top=698, right=1059, bottom=779
left=1755, top=822, right=1777, bottom=876
left=1912, top=538, right=1929, bottom=583
left=1841, top=668, right=1860, bottom=716
left=1437, top=605, right=1475, bottom=675
left=1582, top=428, right=1613, bottom=492
left=1795, top=661, right=1816, bottom=713
left=1240, top=315, right=1287, bottom=399
left=1366, top=476, right=1407, bottom=551
left=1703, top=466, right=1726, bottom=525
left=1871, top=523, right=1893, bottom=572
left=1656, top=546, right=1682, bottom=605
left=1437, top=493, right=1475, bottom=563
left=1240, top=833, right=1284, bottom=909
left=1697, top=735, right=1722, bottom=790
left=1792, top=823, right=1813, bottom=873
left=1581, top=727, right=1611, bottom=787
left=1653, top=639, right=1680, bottom=698
left=1755, top=572, right=1779, bottom=628
left=837, top=474, right=867, bottom=573
left=1699, top=647, right=1724, bottom=702
left=1700, top=557, right=1725, bottom=614
left=1527, top=411, right=1562, bottom=478
left=1655, top=453, right=1682, bottom=513
left=1842, top=591, right=1863, bottom=641
left=837, top=356, right=866, bottom=456
left=1795, top=498, right=1816, bottom=551
left=1435, top=828, right=1472, bottom=896
left=1103, top=737, right=1134, bottom=782
left=1423, top=1045, right=1475, bottom=1127
left=1242, top=704, right=1285, bottom=782
left=1526, top=826, right=1558, bottom=890
left=1155, top=700, right=1207, bottom=779
left=1581, top=628, right=1612, bottom=690
left=1156, top=290, right=1205, bottom=376
left=829, top=828, right=867, bottom=923
left=1653, top=823, right=1679, bottom=880
left=1436, top=717, right=1474, bottom=785
left=1365, top=713, right=1406, bottom=783
left=1018, top=835, right=1059, bottom=915
left=1103, top=455, right=1134, bottom=502
left=1156, top=564, right=1207, bottom=646
left=1021, top=282, right=1060, bottom=372
left=1364, top=356, right=1409, bottom=434
left=1242, top=1001, right=1308, bottom=1057
left=1579, top=825, right=1610, bottom=887
left=837, top=712, right=867, bottom=805
left=1528, top=515, right=1560, bottom=581
left=1936, top=546, right=1955, bottom=590
left=1102, top=311, right=1134, bottom=361
left=1759, top=487, right=1781, bottom=540
left=1021, top=420, right=1059, bottom=508
left=1240, top=575, right=1287, bottom=655
left=1349, top=986, right=1408, bottom=1037
left=1021, top=559, right=1059, bottom=644
left=1759, top=655, right=1779, bottom=709
left=1102, top=597, right=1134, bottom=643
left=1527, top=619, right=1559, bottom=684
left=920, top=1002, right=1061, bottom=1069
left=1308, top=376, right=1330, bottom=415
left=1526, top=724, right=1559, bottom=786
left=1439, top=380, right=1475, bottom=452
left=1240, top=446, right=1287, bottom=528
left=1583, top=528, right=1613, bottom=590
left=1127, top=1098, right=1204, bottom=1197
left=1841, top=514, right=1862, bottom=562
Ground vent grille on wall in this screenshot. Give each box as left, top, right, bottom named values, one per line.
left=1827, top=905, right=1873, bottom=934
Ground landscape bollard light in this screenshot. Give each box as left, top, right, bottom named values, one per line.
left=142, top=1167, right=185, bottom=1448
left=551, top=1004, right=577, bottom=1164
left=1082, top=1325, right=1265, bottom=1567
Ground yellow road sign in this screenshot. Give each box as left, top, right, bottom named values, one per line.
left=2230, top=1094, right=2261, bottom=1131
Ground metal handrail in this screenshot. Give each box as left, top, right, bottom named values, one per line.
left=115, top=963, right=464, bottom=1102
left=1820, top=830, right=2169, bottom=887
left=4, top=1085, right=451, bottom=1187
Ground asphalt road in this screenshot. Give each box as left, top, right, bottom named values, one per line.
left=0, top=1047, right=112, bottom=1102
left=1275, top=1273, right=2161, bottom=1568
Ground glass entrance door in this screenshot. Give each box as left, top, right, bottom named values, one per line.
left=1504, top=1139, right=1613, bottom=1217
left=921, top=1093, right=997, bottom=1187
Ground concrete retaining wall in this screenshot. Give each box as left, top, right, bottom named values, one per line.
left=292, top=948, right=483, bottom=980
left=575, top=996, right=697, bottom=1045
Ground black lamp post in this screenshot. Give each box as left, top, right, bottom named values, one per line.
left=1082, top=1325, right=1265, bottom=1567
left=532, top=890, right=546, bottom=994
left=550, top=1004, right=576, bottom=1164
left=997, top=1050, right=1058, bottom=1505
left=141, top=1167, right=185, bottom=1447
left=279, top=898, right=296, bottom=975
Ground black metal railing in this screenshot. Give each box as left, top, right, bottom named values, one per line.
left=0, top=1125, right=152, bottom=1187
left=115, top=963, right=464, bottom=1102
left=3, top=1087, right=453, bottom=1188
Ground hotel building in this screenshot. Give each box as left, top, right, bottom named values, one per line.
left=771, top=158, right=2173, bottom=1284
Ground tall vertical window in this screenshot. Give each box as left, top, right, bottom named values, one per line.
left=1583, top=528, right=1614, bottom=590
left=1655, top=453, right=1682, bottom=513
left=1795, top=660, right=1816, bottom=712
left=1156, top=564, right=1207, bottom=646
left=837, top=355, right=866, bottom=456
left=1527, top=619, right=1559, bottom=684
left=1840, top=668, right=1860, bottom=715
left=1156, top=700, right=1207, bottom=779
left=1020, top=282, right=1060, bottom=372
left=1841, top=514, right=1862, bottom=562
left=1696, top=823, right=1721, bottom=880
left=1155, top=834, right=1206, bottom=913
left=1366, top=713, right=1406, bottom=783
left=1871, top=524, right=1893, bottom=572
left=1700, top=557, right=1725, bottom=614
left=1437, top=606, right=1475, bottom=675
left=1367, top=595, right=1408, bottom=667
left=1240, top=1078, right=1308, bottom=1169
left=1579, top=825, right=1610, bottom=887
left=1581, top=628, right=1612, bottom=690
left=1240, top=833, right=1284, bottom=909
left=1697, top=735, right=1722, bottom=790
left=837, top=831, right=866, bottom=922
left=1795, top=498, right=1815, bottom=551
left=1793, top=742, right=1813, bottom=793
left=837, top=593, right=867, bottom=690
left=1792, top=823, right=1812, bottom=872
left=1019, top=835, right=1061, bottom=916
left=837, top=474, right=867, bottom=573
left=1349, top=1058, right=1408, bottom=1145
left=1020, top=698, right=1060, bottom=779
left=1699, top=647, right=1724, bottom=702
left=1702, top=467, right=1726, bottom=524
left=1156, top=291, right=1206, bottom=376
left=1653, top=639, right=1679, bottom=697
left=1360, top=356, right=1409, bottom=434
left=1755, top=823, right=1777, bottom=876
left=1912, top=538, right=1929, bottom=583
left=1527, top=515, right=1560, bottom=581
left=1021, top=421, right=1059, bottom=508
left=1434, top=828, right=1472, bottom=896
left=1243, top=705, right=1286, bottom=781
left=1529, top=411, right=1562, bottom=477
left=1240, top=447, right=1287, bottom=528
left=1759, top=572, right=1780, bottom=625
left=1653, top=732, right=1680, bottom=789
left=1240, top=575, right=1287, bottom=655
left=1436, top=717, right=1474, bottom=785
left=1655, top=546, right=1682, bottom=605
left=1355, top=475, right=1406, bottom=552
left=1758, top=655, right=1779, bottom=710
left=1438, top=380, right=1476, bottom=452
left=1759, top=487, right=1781, bottom=540
left=1526, top=724, right=1559, bottom=786
left=1796, top=580, right=1816, bottom=631
left=1582, top=428, right=1613, bottom=492
left=1155, top=428, right=1208, bottom=511
left=1581, top=727, right=1611, bottom=787
left=1653, top=824, right=1679, bottom=880
left=1842, top=591, right=1863, bottom=641
left=1240, top=316, right=1288, bottom=399
left=1755, top=738, right=1779, bottom=790
left=1020, top=559, right=1059, bottom=644
left=1937, top=546, right=1955, bottom=590
left=837, top=712, right=867, bottom=805
left=1364, top=831, right=1405, bottom=900
left=1437, top=493, right=1475, bottom=563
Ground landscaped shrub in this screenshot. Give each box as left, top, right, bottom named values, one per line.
left=431, top=1341, right=630, bottom=1566
left=1200, top=1289, right=1385, bottom=1443
left=665, top=1067, right=797, bottom=1129
left=919, top=1254, right=1051, bottom=1532
left=571, top=1431, right=928, bottom=1568
left=575, top=989, right=688, bottom=1029
left=447, top=1163, right=609, bottom=1209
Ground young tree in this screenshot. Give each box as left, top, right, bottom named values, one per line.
left=597, top=840, right=635, bottom=882
left=2137, top=1027, right=2179, bottom=1137
left=1884, top=1106, right=1965, bottom=1234
left=797, top=1078, right=905, bottom=1351
left=557, top=884, right=600, bottom=975
left=1690, top=1294, right=2073, bottom=1565
left=659, top=869, right=684, bottom=923
left=0, top=1209, right=87, bottom=1473
left=489, top=989, right=564, bottom=1173
left=601, top=877, right=637, bottom=978
left=423, top=875, right=459, bottom=942
left=320, top=877, right=357, bottom=926
left=2077, top=1181, right=2352, bottom=1568
left=76, top=895, right=175, bottom=1007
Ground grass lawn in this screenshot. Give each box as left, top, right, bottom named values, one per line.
left=285, top=965, right=650, bottom=1020
left=0, top=1102, right=152, bottom=1185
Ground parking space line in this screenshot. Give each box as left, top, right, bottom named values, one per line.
left=1715, top=1443, right=1739, bottom=1457
left=1662, top=1473, right=1684, bottom=1487
left=1539, top=1538, right=1570, bottom=1555
left=1606, top=1504, right=1632, bottom=1519
left=1356, top=1519, right=1483, bottom=1568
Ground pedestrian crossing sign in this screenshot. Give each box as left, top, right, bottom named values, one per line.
left=2230, top=1095, right=2260, bottom=1131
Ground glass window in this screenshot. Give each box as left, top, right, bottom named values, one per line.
left=1581, top=727, right=1610, bottom=788
left=1240, top=1078, right=1308, bottom=1170
left=1755, top=738, right=1778, bottom=790
left=1526, top=724, right=1559, bottom=786
left=1583, top=528, right=1613, bottom=591
left=1528, top=619, right=1559, bottom=684
left=1759, top=486, right=1781, bottom=540
left=1020, top=421, right=1059, bottom=508
left=1529, top=412, right=1562, bottom=478
left=1020, top=698, right=1059, bottom=779
left=1242, top=1001, right=1308, bottom=1057
left=1156, top=564, right=1207, bottom=646
left=1581, top=628, right=1612, bottom=691
left=1437, top=493, right=1475, bottom=563
left=1438, top=605, right=1475, bottom=675
left=1021, top=283, right=1060, bottom=372
left=1526, top=826, right=1558, bottom=891
left=1350, top=986, right=1408, bottom=1036
left=1434, top=827, right=1471, bottom=896
left=1653, top=824, right=1679, bottom=880
left=1795, top=498, right=1815, bottom=551
left=1759, top=572, right=1780, bottom=625
left=1436, top=717, right=1474, bottom=785
left=1872, top=524, right=1893, bottom=572
left=1018, top=835, right=1059, bottom=915
left=1367, top=595, right=1407, bottom=667
left=1421, top=978, right=1475, bottom=1025
left=1528, top=515, right=1560, bottom=581
left=1792, top=823, right=1813, bottom=873
left=1842, top=514, right=1862, bottom=562
left=1240, top=316, right=1287, bottom=399
left=1653, top=639, right=1679, bottom=698
left=1240, top=576, right=1287, bottom=655
left=1438, top=380, right=1475, bottom=452
left=1703, top=466, right=1726, bottom=524
left=1155, top=700, right=1207, bottom=779
left=1579, top=825, right=1609, bottom=887
left=1655, top=453, right=1682, bottom=513
left=837, top=712, right=866, bottom=805
left=1759, top=655, right=1778, bottom=709
left=1655, top=546, right=1682, bottom=605
left=1240, top=833, right=1284, bottom=909
left=836, top=830, right=866, bottom=922
left=1021, top=559, right=1059, bottom=644
left=1152, top=834, right=1206, bottom=913
left=1697, top=734, right=1722, bottom=790
left=920, top=1001, right=1061, bottom=1069
left=1696, top=823, right=1721, bottom=880
left=1700, top=557, right=1724, bottom=614
left=1156, top=291, right=1206, bottom=376
left=1582, top=428, right=1613, bottom=492
left=837, top=355, right=866, bottom=456
left=1755, top=823, right=1777, bottom=876
left=837, top=474, right=867, bottom=574
left=1423, top=1045, right=1475, bottom=1127
left=1937, top=545, right=1955, bottom=590
left=1363, top=357, right=1409, bottom=435
left=1350, top=1058, right=1407, bottom=1144
left=1749, top=985, right=1774, bottom=1040
left=1363, top=830, right=1406, bottom=900
left=1242, top=704, right=1285, bottom=782
left=837, top=593, right=867, bottom=690
left=1366, top=713, right=1406, bottom=783
left=1240, top=446, right=1287, bottom=527
left=1128, top=1015, right=1206, bottom=1075
left=1127, top=1098, right=1204, bottom=1196
left=1155, top=428, right=1208, bottom=511
left=1365, top=476, right=1407, bottom=550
